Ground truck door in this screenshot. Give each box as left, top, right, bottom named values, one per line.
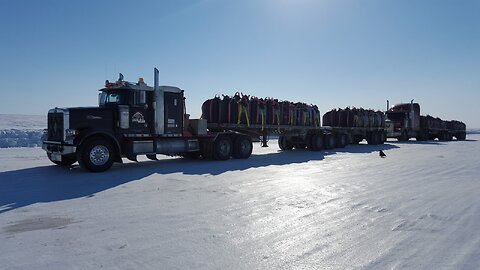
left=164, top=91, right=183, bottom=135
left=129, top=90, right=152, bottom=134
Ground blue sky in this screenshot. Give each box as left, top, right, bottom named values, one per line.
left=1, top=0, right=479, bottom=127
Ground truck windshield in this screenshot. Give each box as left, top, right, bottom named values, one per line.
left=99, top=91, right=127, bottom=106
left=386, top=112, right=405, bottom=121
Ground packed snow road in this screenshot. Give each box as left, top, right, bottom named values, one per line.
left=1, top=135, right=479, bottom=269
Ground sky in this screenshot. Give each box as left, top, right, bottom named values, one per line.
left=0, top=0, right=479, bottom=127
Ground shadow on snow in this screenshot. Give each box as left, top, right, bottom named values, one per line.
left=0, top=143, right=398, bottom=214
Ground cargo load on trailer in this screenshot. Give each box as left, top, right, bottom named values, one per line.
left=202, top=93, right=321, bottom=128
left=322, top=107, right=386, bottom=145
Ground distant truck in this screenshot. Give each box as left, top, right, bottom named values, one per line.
left=385, top=100, right=466, bottom=141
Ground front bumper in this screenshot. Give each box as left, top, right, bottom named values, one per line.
left=42, top=141, right=76, bottom=155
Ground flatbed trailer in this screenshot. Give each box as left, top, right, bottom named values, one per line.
left=207, top=123, right=386, bottom=151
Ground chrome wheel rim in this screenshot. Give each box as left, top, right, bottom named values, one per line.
left=89, top=145, right=110, bottom=166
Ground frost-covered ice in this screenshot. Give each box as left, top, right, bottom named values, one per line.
left=0, top=114, right=46, bottom=148
left=1, top=135, right=479, bottom=269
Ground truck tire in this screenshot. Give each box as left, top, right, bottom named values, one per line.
left=199, top=140, right=214, bottom=160
left=416, top=132, right=426, bottom=141
left=324, top=133, right=336, bottom=149
left=233, top=136, right=253, bottom=159
left=284, top=137, right=294, bottom=150
left=397, top=131, right=409, bottom=142
left=213, top=136, right=232, bottom=160
left=379, top=132, right=386, bottom=144
left=294, top=143, right=307, bottom=149
left=47, top=153, right=77, bottom=166
left=77, top=138, right=115, bottom=172
left=279, top=136, right=294, bottom=151
left=439, top=132, right=448, bottom=141
left=336, top=134, right=347, bottom=148
left=351, top=136, right=363, bottom=144
left=309, top=133, right=324, bottom=151
left=278, top=136, right=286, bottom=150
left=367, top=132, right=378, bottom=145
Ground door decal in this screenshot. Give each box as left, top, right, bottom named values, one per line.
left=132, top=112, right=146, bottom=124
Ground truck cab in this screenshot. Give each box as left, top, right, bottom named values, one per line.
left=385, top=101, right=420, bottom=141
left=43, top=69, right=205, bottom=172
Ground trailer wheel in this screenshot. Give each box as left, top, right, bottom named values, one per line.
left=351, top=135, right=363, bottom=144
left=47, top=153, right=77, bottom=166
left=336, top=134, right=347, bottom=148
left=309, top=133, right=324, bottom=151
left=77, top=138, right=115, bottom=172
left=294, top=143, right=307, bottom=150
left=368, top=132, right=379, bottom=145
left=416, top=132, right=426, bottom=141
left=278, top=136, right=293, bottom=151
left=213, top=136, right=232, bottom=160
left=278, top=136, right=286, bottom=150
left=233, top=136, right=252, bottom=159
left=379, top=132, right=387, bottom=144
left=284, top=137, right=294, bottom=150
left=439, top=132, right=448, bottom=141
left=324, top=133, right=336, bottom=149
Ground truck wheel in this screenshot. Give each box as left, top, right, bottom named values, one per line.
left=324, top=133, right=336, bottom=149
left=47, top=153, right=77, bottom=166
left=309, top=133, right=324, bottom=151
left=213, top=136, right=232, bottom=160
left=397, top=131, right=409, bottom=142
left=233, top=136, right=253, bottom=159
left=77, top=138, right=115, bottom=172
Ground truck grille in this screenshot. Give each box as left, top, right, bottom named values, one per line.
left=48, top=112, right=64, bottom=141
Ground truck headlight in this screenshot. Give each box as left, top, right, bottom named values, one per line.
left=65, top=129, right=78, bottom=137
left=65, top=129, right=78, bottom=143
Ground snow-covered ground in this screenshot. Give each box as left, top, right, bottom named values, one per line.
left=1, top=135, right=479, bottom=269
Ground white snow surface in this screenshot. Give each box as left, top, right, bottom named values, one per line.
left=1, top=136, right=480, bottom=270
